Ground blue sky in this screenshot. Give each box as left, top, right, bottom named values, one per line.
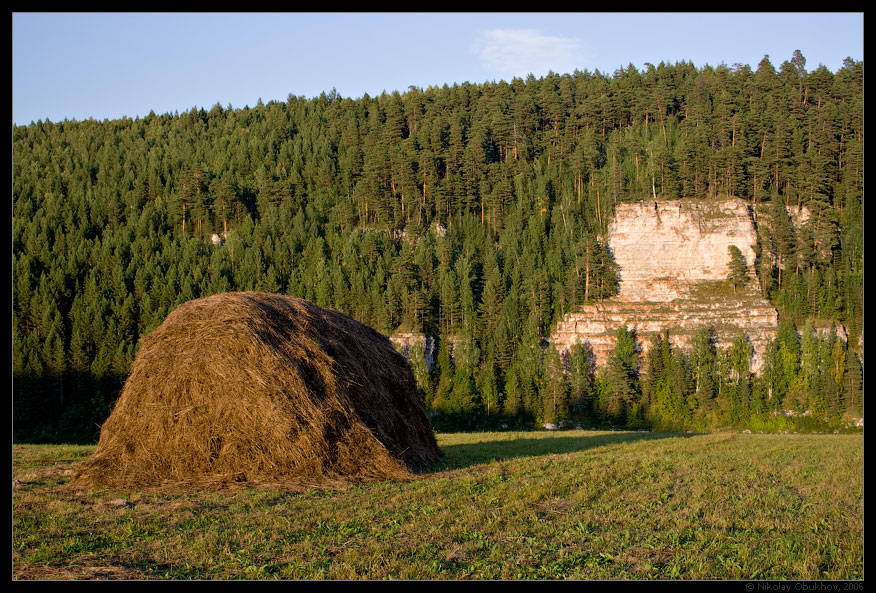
left=12, top=12, right=864, bottom=126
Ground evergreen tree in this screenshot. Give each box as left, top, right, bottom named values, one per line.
left=408, top=338, right=434, bottom=409
left=567, top=342, right=594, bottom=420
left=476, top=354, right=501, bottom=418
left=690, top=326, right=718, bottom=419
left=541, top=345, right=570, bottom=426
left=843, top=350, right=863, bottom=418
left=719, top=332, right=753, bottom=425
left=431, top=337, right=454, bottom=414
left=727, top=245, right=749, bottom=295
left=605, top=326, right=640, bottom=423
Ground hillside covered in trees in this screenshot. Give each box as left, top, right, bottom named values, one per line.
left=12, top=52, right=863, bottom=442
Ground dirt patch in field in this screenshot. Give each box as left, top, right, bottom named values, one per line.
left=13, top=564, right=147, bottom=581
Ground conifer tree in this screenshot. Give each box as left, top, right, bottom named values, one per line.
left=605, top=326, right=640, bottom=423
left=476, top=354, right=501, bottom=418
left=797, top=323, right=821, bottom=416
left=431, top=337, right=454, bottom=414
left=768, top=197, right=796, bottom=291
left=843, top=350, right=863, bottom=418
left=727, top=245, right=749, bottom=295
left=408, top=337, right=434, bottom=409
left=541, top=345, right=570, bottom=426
left=691, top=326, right=718, bottom=417
left=567, top=342, right=594, bottom=420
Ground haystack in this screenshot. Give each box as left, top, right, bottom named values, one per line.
left=69, top=292, right=441, bottom=491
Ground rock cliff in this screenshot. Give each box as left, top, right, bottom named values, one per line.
left=551, top=198, right=778, bottom=373
left=390, top=332, right=436, bottom=371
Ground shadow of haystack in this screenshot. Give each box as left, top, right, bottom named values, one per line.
left=68, top=292, right=441, bottom=492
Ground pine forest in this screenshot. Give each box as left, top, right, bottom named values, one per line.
left=12, top=52, right=864, bottom=442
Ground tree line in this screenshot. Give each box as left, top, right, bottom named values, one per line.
left=536, top=321, right=862, bottom=434
left=12, top=52, right=863, bottom=441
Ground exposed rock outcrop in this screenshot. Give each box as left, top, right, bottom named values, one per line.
left=551, top=198, right=778, bottom=373
left=390, top=332, right=436, bottom=371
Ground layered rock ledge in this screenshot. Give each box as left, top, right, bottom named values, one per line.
left=551, top=198, right=778, bottom=373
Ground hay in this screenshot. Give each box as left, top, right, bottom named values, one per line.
left=69, top=292, right=441, bottom=491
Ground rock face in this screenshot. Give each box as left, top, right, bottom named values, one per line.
left=551, top=199, right=778, bottom=373
left=390, top=332, right=436, bottom=371
left=610, top=200, right=760, bottom=301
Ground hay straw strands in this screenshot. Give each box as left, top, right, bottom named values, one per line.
left=69, top=292, right=441, bottom=492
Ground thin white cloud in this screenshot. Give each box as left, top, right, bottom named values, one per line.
left=472, top=29, right=583, bottom=78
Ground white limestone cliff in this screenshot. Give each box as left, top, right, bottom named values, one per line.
left=551, top=198, right=779, bottom=374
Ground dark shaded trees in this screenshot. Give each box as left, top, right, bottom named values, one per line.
left=12, top=52, right=863, bottom=439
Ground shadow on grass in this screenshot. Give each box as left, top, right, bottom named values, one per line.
left=431, top=430, right=701, bottom=472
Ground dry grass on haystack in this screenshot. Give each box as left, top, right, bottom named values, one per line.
left=68, top=292, right=441, bottom=492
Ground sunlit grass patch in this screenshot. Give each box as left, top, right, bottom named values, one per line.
left=13, top=431, right=863, bottom=580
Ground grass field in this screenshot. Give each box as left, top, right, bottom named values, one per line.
left=12, top=430, right=864, bottom=580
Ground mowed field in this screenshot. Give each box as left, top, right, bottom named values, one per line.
left=12, top=430, right=863, bottom=580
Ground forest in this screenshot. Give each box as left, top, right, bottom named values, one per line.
left=12, top=51, right=864, bottom=442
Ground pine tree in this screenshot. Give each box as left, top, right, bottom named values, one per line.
left=727, top=245, right=749, bottom=295
left=476, top=355, right=501, bottom=418
left=431, top=337, right=454, bottom=414
left=821, top=328, right=843, bottom=420
left=567, top=342, right=594, bottom=420
left=691, top=326, right=718, bottom=418
left=502, top=364, right=524, bottom=420
left=720, top=332, right=753, bottom=425
left=798, top=323, right=822, bottom=417
left=843, top=350, right=863, bottom=418
left=408, top=337, right=434, bottom=409
left=605, top=326, right=640, bottom=423
left=767, top=197, right=796, bottom=291
left=542, top=345, right=570, bottom=426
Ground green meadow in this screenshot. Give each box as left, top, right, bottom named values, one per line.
left=12, top=430, right=863, bottom=580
